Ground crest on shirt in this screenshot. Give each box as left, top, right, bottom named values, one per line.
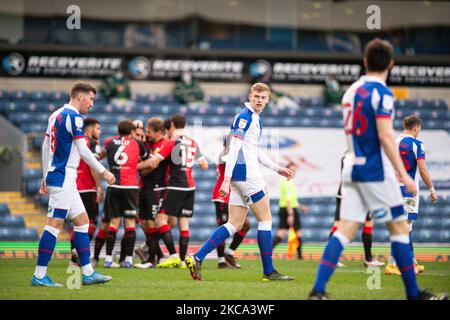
left=420, top=142, right=426, bottom=153
left=238, top=119, right=248, bottom=129
left=382, top=95, right=394, bottom=112
left=75, top=117, right=83, bottom=129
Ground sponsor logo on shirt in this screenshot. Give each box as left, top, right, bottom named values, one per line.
left=238, top=119, right=248, bottom=129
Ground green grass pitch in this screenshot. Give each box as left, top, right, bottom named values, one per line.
left=1, top=258, right=449, bottom=300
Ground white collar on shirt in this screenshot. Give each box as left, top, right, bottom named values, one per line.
left=63, top=104, right=80, bottom=114
left=360, top=75, right=387, bottom=86
left=399, top=133, right=415, bottom=139
left=244, top=102, right=257, bottom=115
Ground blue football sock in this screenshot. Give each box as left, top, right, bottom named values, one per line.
left=257, top=227, right=274, bottom=275
left=391, top=235, right=420, bottom=299
left=74, top=230, right=91, bottom=267
left=37, top=229, right=57, bottom=267
left=313, top=232, right=347, bottom=293
left=195, top=223, right=235, bottom=262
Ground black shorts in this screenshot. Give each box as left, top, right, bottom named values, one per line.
left=80, top=192, right=99, bottom=222
left=162, top=189, right=195, bottom=218
left=214, top=201, right=229, bottom=225
left=139, top=188, right=168, bottom=221
left=334, top=196, right=371, bottom=222
left=107, top=187, right=139, bottom=219
left=278, top=207, right=301, bottom=230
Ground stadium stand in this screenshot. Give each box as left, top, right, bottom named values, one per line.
left=1, top=90, right=449, bottom=243
left=0, top=202, right=39, bottom=241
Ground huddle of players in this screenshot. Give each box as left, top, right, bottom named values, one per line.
left=71, top=112, right=248, bottom=269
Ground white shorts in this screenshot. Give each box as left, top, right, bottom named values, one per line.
left=340, top=177, right=406, bottom=224
left=47, top=185, right=86, bottom=220
left=229, top=179, right=266, bottom=208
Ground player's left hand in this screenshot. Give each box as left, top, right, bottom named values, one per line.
left=39, top=178, right=48, bottom=196
left=102, top=170, right=116, bottom=185
left=300, top=205, right=309, bottom=214
left=277, top=167, right=294, bottom=180
left=430, top=192, right=438, bottom=203
left=219, top=178, right=231, bottom=198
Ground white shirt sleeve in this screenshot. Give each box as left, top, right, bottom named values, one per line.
left=258, top=148, right=280, bottom=172
left=41, top=135, right=50, bottom=178
left=74, top=138, right=106, bottom=174
left=224, top=136, right=244, bottom=178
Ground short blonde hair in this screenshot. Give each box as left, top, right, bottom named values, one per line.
left=250, top=82, right=270, bottom=94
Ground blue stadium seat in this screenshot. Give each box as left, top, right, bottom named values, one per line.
left=0, top=215, right=25, bottom=227
left=10, top=90, right=30, bottom=101
left=0, top=89, right=9, bottom=100
left=190, top=215, right=216, bottom=228
left=23, top=169, right=42, bottom=181
left=25, top=179, right=41, bottom=195
left=372, top=229, right=390, bottom=242
left=0, top=227, right=39, bottom=241
left=301, top=228, right=330, bottom=242
left=195, top=192, right=210, bottom=202
left=4, top=101, right=29, bottom=113
left=194, top=202, right=214, bottom=213
left=189, top=227, right=213, bottom=242
left=38, top=195, right=49, bottom=207
left=0, top=204, right=10, bottom=215
left=311, top=197, right=335, bottom=204
left=30, top=91, right=50, bottom=101
left=438, top=230, right=450, bottom=242
left=416, top=229, right=439, bottom=243
left=416, top=217, right=440, bottom=229
left=193, top=169, right=217, bottom=180
left=196, top=180, right=215, bottom=191
left=303, top=216, right=334, bottom=228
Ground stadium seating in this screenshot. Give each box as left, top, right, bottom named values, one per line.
left=2, top=90, right=449, bottom=243
left=1, top=91, right=449, bottom=136
left=0, top=203, right=39, bottom=241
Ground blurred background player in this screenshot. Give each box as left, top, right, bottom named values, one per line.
left=100, top=69, right=132, bottom=108
left=308, top=39, right=446, bottom=300
left=174, top=71, right=204, bottom=104
left=212, top=136, right=251, bottom=269
left=135, top=117, right=169, bottom=269
left=186, top=83, right=295, bottom=281
left=163, top=117, right=175, bottom=140
left=139, top=113, right=208, bottom=269
left=103, top=119, right=147, bottom=268
left=135, top=115, right=175, bottom=263
left=33, top=82, right=114, bottom=287
left=132, top=120, right=145, bottom=142
left=329, top=152, right=384, bottom=268
left=70, top=118, right=103, bottom=267
left=385, top=115, right=438, bottom=275
left=116, top=119, right=147, bottom=265
left=272, top=163, right=309, bottom=260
